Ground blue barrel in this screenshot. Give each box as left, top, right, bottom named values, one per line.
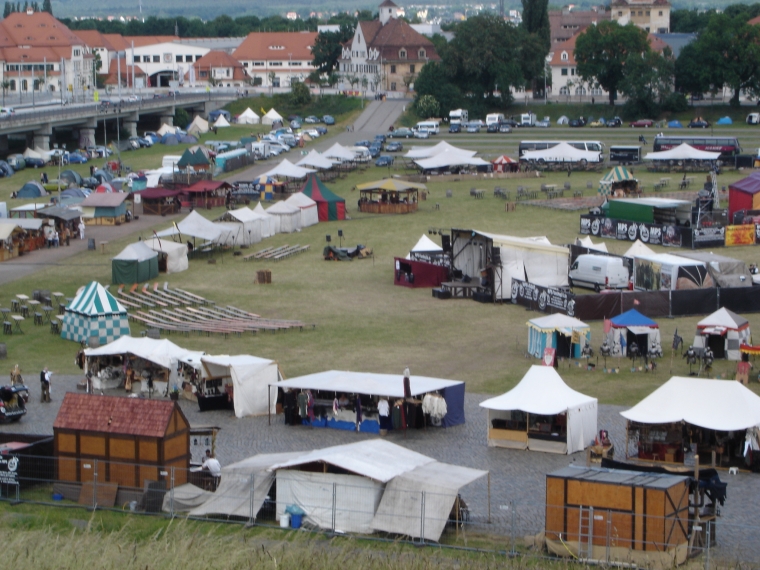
left=290, top=513, right=302, bottom=529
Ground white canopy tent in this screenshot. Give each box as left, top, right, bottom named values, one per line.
left=621, top=377, right=760, bottom=432
left=200, top=355, right=281, bottom=418
left=480, top=365, right=598, bottom=454
left=521, top=142, right=600, bottom=164
left=237, top=108, right=260, bottom=125
left=575, top=236, right=608, bottom=253
left=213, top=115, right=231, bottom=128
left=406, top=234, right=443, bottom=260
left=296, top=150, right=337, bottom=170
left=143, top=237, right=189, bottom=274
left=154, top=210, right=229, bottom=244
left=266, top=201, right=301, bottom=233
left=262, top=108, right=284, bottom=125
left=323, top=143, right=356, bottom=162
left=693, top=308, right=751, bottom=360
left=215, top=207, right=263, bottom=245
left=644, top=143, right=721, bottom=161
left=404, top=141, right=477, bottom=159
left=253, top=202, right=276, bottom=237
left=284, top=192, right=319, bottom=227
left=187, top=116, right=209, bottom=135
left=414, top=150, right=491, bottom=171
left=624, top=239, right=656, bottom=259
left=156, top=123, right=175, bottom=136
left=261, top=159, right=315, bottom=180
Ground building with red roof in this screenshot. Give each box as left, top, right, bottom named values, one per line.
left=186, top=50, right=248, bottom=88
left=232, top=31, right=317, bottom=89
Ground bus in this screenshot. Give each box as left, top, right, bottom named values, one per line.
left=518, top=140, right=604, bottom=156
left=653, top=135, right=741, bottom=159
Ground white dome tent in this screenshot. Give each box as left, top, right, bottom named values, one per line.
left=237, top=108, right=260, bottom=125
left=262, top=108, right=284, bottom=125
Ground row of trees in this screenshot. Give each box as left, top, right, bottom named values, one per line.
left=3, top=0, right=51, bottom=17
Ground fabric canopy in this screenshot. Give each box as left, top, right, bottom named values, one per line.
left=187, top=116, right=209, bottom=134
left=253, top=202, right=276, bottom=237
left=697, top=307, right=748, bottom=330
left=575, top=236, right=608, bottom=253
left=266, top=200, right=301, bottom=233
left=112, top=241, right=159, bottom=284
left=404, top=141, right=476, bottom=159
left=284, top=192, right=319, bottom=227
left=262, top=159, right=315, bottom=179
left=201, top=355, right=281, bottom=418
left=415, top=150, right=490, bottom=170
left=323, top=143, right=356, bottom=162
left=296, top=150, right=336, bottom=170
left=621, top=377, right=760, bottom=431
left=213, top=115, right=230, bottom=128
left=410, top=234, right=442, bottom=253
left=85, top=336, right=203, bottom=374
left=644, top=143, right=720, bottom=161
left=237, top=108, right=260, bottom=124
left=143, top=238, right=189, bottom=274
left=528, top=314, right=589, bottom=334
left=67, top=281, right=127, bottom=315
left=610, top=308, right=658, bottom=328
left=521, top=142, right=599, bottom=163
left=61, top=281, right=131, bottom=345
left=262, top=108, right=283, bottom=124
left=298, top=173, right=346, bottom=221
left=624, top=239, right=656, bottom=258
left=600, top=166, right=636, bottom=184
left=154, top=210, right=227, bottom=243
left=356, top=179, right=427, bottom=192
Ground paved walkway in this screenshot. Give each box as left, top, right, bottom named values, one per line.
left=7, top=376, right=759, bottom=564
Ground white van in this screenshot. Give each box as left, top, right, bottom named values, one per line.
left=748, top=113, right=760, bottom=125
left=414, top=120, right=439, bottom=135
left=486, top=113, right=504, bottom=126
left=449, top=109, right=468, bottom=125
left=569, top=254, right=630, bottom=292
left=0, top=107, right=14, bottom=118
left=520, top=112, right=536, bottom=126
left=348, top=146, right=371, bottom=162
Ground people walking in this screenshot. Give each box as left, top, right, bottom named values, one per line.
left=40, top=367, right=51, bottom=403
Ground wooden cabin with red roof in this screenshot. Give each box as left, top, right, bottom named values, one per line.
left=180, top=180, right=232, bottom=209
left=53, top=393, right=190, bottom=489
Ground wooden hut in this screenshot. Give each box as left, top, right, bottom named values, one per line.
left=181, top=180, right=231, bottom=209
left=545, top=465, right=689, bottom=569
left=79, top=192, right=129, bottom=225
left=53, top=393, right=190, bottom=489
left=139, top=187, right=182, bottom=216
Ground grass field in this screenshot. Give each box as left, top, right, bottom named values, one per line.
left=2, top=102, right=760, bottom=407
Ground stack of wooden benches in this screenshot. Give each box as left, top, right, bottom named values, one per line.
left=119, top=283, right=313, bottom=338
left=242, top=244, right=310, bottom=262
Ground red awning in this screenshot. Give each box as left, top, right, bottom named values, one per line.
left=139, top=188, right=181, bottom=199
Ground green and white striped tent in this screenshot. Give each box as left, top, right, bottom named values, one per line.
left=598, top=166, right=637, bottom=196
left=61, top=281, right=131, bottom=345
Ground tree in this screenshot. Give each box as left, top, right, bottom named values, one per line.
left=312, top=25, right=353, bottom=74
left=289, top=80, right=311, bottom=106
left=3, top=2, right=12, bottom=17
left=414, top=94, right=439, bottom=118
left=619, top=49, right=674, bottom=118
left=574, top=21, right=650, bottom=105
left=521, top=0, right=550, bottom=53
left=174, top=107, right=189, bottom=129
left=413, top=61, right=462, bottom=113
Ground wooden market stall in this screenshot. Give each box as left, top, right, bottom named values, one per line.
left=79, top=192, right=130, bottom=225
left=180, top=180, right=231, bottom=209
left=139, top=187, right=182, bottom=216
left=53, top=393, right=190, bottom=490
left=0, top=221, right=22, bottom=261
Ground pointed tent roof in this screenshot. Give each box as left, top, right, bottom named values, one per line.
left=298, top=173, right=345, bottom=204
left=410, top=234, right=442, bottom=253
left=528, top=314, right=590, bottom=333
left=600, top=166, right=636, bottom=184
left=67, top=281, right=127, bottom=316
left=285, top=192, right=317, bottom=208
left=644, top=143, right=721, bottom=161
left=404, top=141, right=476, bottom=159
left=479, top=365, right=596, bottom=415
left=224, top=206, right=261, bottom=223
left=297, top=150, right=336, bottom=170
left=113, top=241, right=158, bottom=263
left=323, top=143, right=356, bottom=161
left=254, top=201, right=270, bottom=215
left=266, top=200, right=300, bottom=214
left=177, top=148, right=210, bottom=168
left=187, top=115, right=209, bottom=134
left=697, top=307, right=749, bottom=331
left=624, top=239, right=656, bottom=258
left=492, top=154, right=516, bottom=164
left=262, top=158, right=315, bottom=179
left=262, top=108, right=283, bottom=123
left=157, top=123, right=175, bottom=136
left=154, top=210, right=225, bottom=242
left=237, top=108, right=260, bottom=124
left=213, top=115, right=231, bottom=128
left=610, top=309, right=658, bottom=328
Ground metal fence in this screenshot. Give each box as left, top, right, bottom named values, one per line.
left=0, top=453, right=753, bottom=568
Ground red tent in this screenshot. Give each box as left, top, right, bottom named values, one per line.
left=492, top=155, right=518, bottom=173
left=298, top=173, right=345, bottom=221
left=728, top=171, right=760, bottom=222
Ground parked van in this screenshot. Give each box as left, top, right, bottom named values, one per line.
left=414, top=120, right=439, bottom=135
left=520, top=112, right=537, bottom=127
left=486, top=113, right=504, bottom=126
left=747, top=113, right=760, bottom=125
left=569, top=254, right=630, bottom=292
left=449, top=109, right=468, bottom=125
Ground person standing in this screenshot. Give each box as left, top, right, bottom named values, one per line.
left=78, top=220, right=85, bottom=240
left=40, top=367, right=51, bottom=403
left=201, top=449, right=221, bottom=490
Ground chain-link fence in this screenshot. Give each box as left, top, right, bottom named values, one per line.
left=0, top=452, right=751, bottom=568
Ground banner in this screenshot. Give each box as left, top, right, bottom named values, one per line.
left=725, top=225, right=755, bottom=247
left=581, top=215, right=665, bottom=246
left=0, top=455, right=19, bottom=485
left=692, top=226, right=726, bottom=249
left=511, top=279, right=576, bottom=317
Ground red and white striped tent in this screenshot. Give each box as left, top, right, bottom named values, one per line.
left=492, top=155, right=518, bottom=173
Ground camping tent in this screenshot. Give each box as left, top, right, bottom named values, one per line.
left=237, top=108, right=260, bottom=125
left=298, top=173, right=345, bottom=221
left=143, top=237, right=189, bottom=274
left=261, top=108, right=283, bottom=125
left=16, top=181, right=47, bottom=198
left=284, top=192, right=319, bottom=228
left=598, top=166, right=638, bottom=196
left=404, top=141, right=476, bottom=160
left=215, top=207, right=263, bottom=245
left=296, top=150, right=336, bottom=171
left=156, top=123, right=175, bottom=136
left=728, top=171, right=760, bottom=223
left=186, top=116, right=209, bottom=135
left=692, top=307, right=751, bottom=360
left=253, top=202, right=276, bottom=237
left=716, top=116, right=733, bottom=125
left=521, top=142, right=600, bottom=164
left=557, top=116, right=569, bottom=125
left=61, top=281, right=131, bottom=345
left=608, top=309, right=660, bottom=357
left=527, top=314, right=591, bottom=360
left=200, top=355, right=281, bottom=418
left=111, top=241, right=159, bottom=284
left=667, top=120, right=683, bottom=128
left=213, top=115, right=230, bottom=128
left=644, top=143, right=721, bottom=161
left=261, top=159, right=315, bottom=180
left=479, top=365, right=597, bottom=454
left=266, top=201, right=301, bottom=233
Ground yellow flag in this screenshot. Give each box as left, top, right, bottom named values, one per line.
left=260, top=107, right=267, bottom=116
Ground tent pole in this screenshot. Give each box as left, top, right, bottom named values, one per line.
left=625, top=421, right=629, bottom=459
left=268, top=387, right=271, bottom=425
left=487, top=471, right=491, bottom=523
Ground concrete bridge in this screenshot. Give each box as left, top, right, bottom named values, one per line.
left=0, top=91, right=236, bottom=151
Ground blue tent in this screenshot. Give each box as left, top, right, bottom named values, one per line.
left=16, top=181, right=46, bottom=198
left=610, top=308, right=658, bottom=328
left=668, top=120, right=683, bottom=128
left=609, top=309, right=660, bottom=356
left=161, top=134, right=179, bottom=145
left=717, top=116, right=733, bottom=125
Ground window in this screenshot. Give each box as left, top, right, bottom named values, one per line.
left=561, top=52, right=568, bottom=61
left=152, top=55, right=160, bottom=63
left=645, top=26, right=650, bottom=31
left=646, top=10, right=650, bottom=16
left=618, top=11, right=622, bottom=16
left=270, top=62, right=282, bottom=66
left=390, top=64, right=396, bottom=73
left=9, top=80, right=15, bottom=91
left=133, top=56, right=140, bottom=64
left=272, top=77, right=280, bottom=87
left=291, top=62, right=301, bottom=66
left=226, top=69, right=230, bottom=77
left=243, top=62, right=249, bottom=67
left=637, top=11, right=642, bottom=16
left=200, top=71, right=207, bottom=78
left=21, top=79, right=27, bottom=91
left=176, top=55, right=183, bottom=63
left=253, top=61, right=264, bottom=67
left=390, top=81, right=396, bottom=91
left=73, top=49, right=80, bottom=56
left=143, top=55, right=150, bottom=63
left=571, top=68, right=575, bottom=76
left=195, top=55, right=202, bottom=61
left=399, top=49, right=407, bottom=59
left=591, top=87, right=603, bottom=95
left=658, top=11, right=663, bottom=16
left=418, top=48, right=426, bottom=59
left=575, top=87, right=586, bottom=95
left=561, top=68, right=568, bottom=76
left=559, top=86, right=569, bottom=95
left=409, top=64, right=415, bottom=74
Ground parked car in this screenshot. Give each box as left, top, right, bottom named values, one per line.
left=389, top=127, right=413, bottom=138
left=315, top=126, right=328, bottom=135
left=535, top=118, right=551, bottom=128
left=465, top=122, right=480, bottom=133
left=128, top=136, right=150, bottom=148
left=23, top=156, right=46, bottom=168
left=322, top=115, right=335, bottom=125
left=304, top=128, right=320, bottom=138
left=290, top=119, right=302, bottom=130
left=606, top=117, right=622, bottom=128
left=448, top=123, right=461, bottom=133
left=67, top=152, right=88, bottom=164
left=414, top=128, right=431, bottom=139
left=498, top=123, right=513, bottom=133
left=688, top=118, right=710, bottom=129
left=486, top=122, right=500, bottom=133
left=375, top=155, right=394, bottom=167
left=0, top=384, right=28, bottom=423
left=368, top=143, right=382, bottom=158
left=385, top=141, right=403, bottom=152
left=304, top=115, right=320, bottom=124
left=630, top=119, right=654, bottom=128
left=569, top=117, right=587, bottom=128
left=0, top=107, right=15, bottom=117
left=374, top=134, right=387, bottom=144
left=502, top=118, right=519, bottom=128
left=355, top=139, right=371, bottom=148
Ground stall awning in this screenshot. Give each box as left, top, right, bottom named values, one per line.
left=628, top=326, right=657, bottom=336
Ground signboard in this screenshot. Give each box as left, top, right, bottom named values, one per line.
left=0, top=455, right=19, bottom=485
left=725, top=225, right=755, bottom=247
left=511, top=279, right=576, bottom=317
left=692, top=226, right=726, bottom=249
left=582, top=215, right=684, bottom=248
left=542, top=348, right=556, bottom=367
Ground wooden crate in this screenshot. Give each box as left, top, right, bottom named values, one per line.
left=256, top=269, right=272, bottom=284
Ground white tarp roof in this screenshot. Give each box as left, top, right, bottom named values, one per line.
left=624, top=239, right=656, bottom=258
left=621, top=377, right=760, bottom=431
left=187, top=116, right=209, bottom=134
left=528, top=314, right=590, bottom=333
left=157, top=123, right=175, bottom=136
left=296, top=150, right=336, bottom=170
left=113, top=241, right=158, bottom=262
left=0, top=222, right=20, bottom=241
left=274, top=370, right=463, bottom=399
left=262, top=108, right=283, bottom=124
left=410, top=234, right=442, bottom=253
left=323, top=143, right=356, bottom=161
left=14, top=218, right=44, bottom=230
left=201, top=355, right=281, bottom=417
left=285, top=192, right=317, bottom=209
left=480, top=365, right=597, bottom=415
left=415, top=150, right=490, bottom=170
left=697, top=307, right=749, bottom=330
left=253, top=202, right=276, bottom=238
left=84, top=336, right=203, bottom=371
left=644, top=143, right=721, bottom=161
left=479, top=231, right=568, bottom=255
left=154, top=210, right=227, bottom=242
left=143, top=237, right=189, bottom=274
left=237, top=108, right=260, bottom=124
left=575, top=236, right=608, bottom=252
left=262, top=158, right=315, bottom=179
left=224, top=206, right=260, bottom=223
left=213, top=115, right=231, bottom=128
left=404, top=141, right=476, bottom=159
left=266, top=200, right=300, bottom=214
left=521, top=142, right=599, bottom=163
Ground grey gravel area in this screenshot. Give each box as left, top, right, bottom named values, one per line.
left=4, top=375, right=758, bottom=564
